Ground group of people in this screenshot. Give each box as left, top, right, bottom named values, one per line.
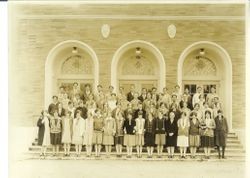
left=37, top=83, right=229, bottom=159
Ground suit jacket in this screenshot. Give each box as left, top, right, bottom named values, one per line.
left=127, top=92, right=134, bottom=102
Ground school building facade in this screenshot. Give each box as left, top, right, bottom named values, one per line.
left=9, top=2, right=245, bottom=132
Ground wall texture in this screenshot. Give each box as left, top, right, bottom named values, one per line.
left=9, top=3, right=245, bottom=128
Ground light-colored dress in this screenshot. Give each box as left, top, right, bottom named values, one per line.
left=62, top=117, right=72, bottom=144
left=103, top=117, right=116, bottom=145
left=72, top=117, right=84, bottom=145
left=135, top=118, right=145, bottom=146
left=42, top=116, right=51, bottom=146
left=177, top=118, right=190, bottom=147
left=83, top=118, right=94, bottom=145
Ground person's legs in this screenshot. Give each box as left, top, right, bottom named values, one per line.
left=150, top=147, right=154, bottom=156
left=183, top=147, right=187, bottom=157
left=222, top=146, right=226, bottom=158
left=160, top=145, right=163, bottom=156
left=217, top=146, right=221, bottom=158
left=79, top=145, right=82, bottom=156
left=171, top=147, right=175, bottom=157
left=167, top=147, right=171, bottom=157
left=98, top=144, right=102, bottom=156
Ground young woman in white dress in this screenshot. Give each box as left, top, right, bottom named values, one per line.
left=62, top=111, right=73, bottom=156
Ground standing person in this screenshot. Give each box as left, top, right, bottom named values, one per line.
left=61, top=111, right=73, bottom=156
left=83, top=111, right=94, bottom=157
left=123, top=112, right=136, bottom=158
left=57, top=102, right=66, bottom=117
left=48, top=96, right=59, bottom=116
left=134, top=101, right=146, bottom=120
left=144, top=112, right=155, bottom=158
left=117, top=86, right=129, bottom=111
left=200, top=111, right=216, bottom=159
left=103, top=111, right=116, bottom=157
left=107, top=93, right=117, bottom=111
left=162, top=87, right=171, bottom=109
left=58, top=86, right=67, bottom=103
left=127, top=84, right=136, bottom=102
left=37, top=110, right=51, bottom=157
left=82, top=84, right=92, bottom=102
left=86, top=93, right=97, bottom=114
left=166, top=112, right=178, bottom=158
left=206, top=86, right=218, bottom=108
left=131, top=92, right=140, bottom=110
left=135, top=111, right=145, bottom=158
left=172, top=85, right=181, bottom=104
left=50, top=110, right=62, bottom=156
left=72, top=111, right=84, bottom=157
left=114, top=110, right=125, bottom=157
left=70, top=82, right=81, bottom=101
left=74, top=100, right=88, bottom=119
left=61, top=93, right=70, bottom=110
left=67, top=101, right=75, bottom=118
left=92, top=109, right=104, bottom=157
left=189, top=112, right=200, bottom=159
left=138, top=88, right=147, bottom=103
left=154, top=111, right=166, bottom=158
left=214, top=110, right=228, bottom=159
left=192, top=86, right=202, bottom=108
left=177, top=112, right=190, bottom=159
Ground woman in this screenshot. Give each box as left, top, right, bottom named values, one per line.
left=92, top=109, right=104, bottom=157
left=103, top=111, right=116, bottom=157
left=83, top=111, right=94, bottom=157
left=214, top=110, right=228, bottom=159
left=189, top=111, right=200, bottom=159
left=72, top=111, right=84, bottom=157
left=114, top=110, right=125, bottom=157
left=144, top=112, right=155, bottom=158
left=123, top=112, right=136, bottom=158
left=154, top=111, right=166, bottom=158
left=61, top=110, right=73, bottom=156
left=200, top=111, right=216, bottom=159
left=177, top=112, right=190, bottom=159
left=135, top=111, right=145, bottom=158
left=50, top=110, right=62, bottom=156
left=165, top=111, right=178, bottom=158
left=37, top=110, right=50, bottom=157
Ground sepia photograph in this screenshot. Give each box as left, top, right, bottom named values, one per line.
left=6, top=0, right=249, bottom=178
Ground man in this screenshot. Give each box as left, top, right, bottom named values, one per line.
left=192, top=86, right=203, bottom=108
left=70, top=82, right=81, bottom=101
left=48, top=96, right=59, bottom=116
left=151, top=87, right=159, bottom=101
left=134, top=101, right=146, bottom=119
left=82, top=83, right=92, bottom=102
left=127, top=84, right=136, bottom=102
left=138, top=88, right=147, bottom=103
left=172, top=85, right=181, bottom=103
left=206, top=86, right=219, bottom=108
left=162, top=87, right=171, bottom=109
left=106, top=85, right=115, bottom=101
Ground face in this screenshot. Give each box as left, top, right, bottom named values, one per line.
left=97, top=86, right=102, bottom=92
left=130, top=85, right=135, bottom=92
left=146, top=92, right=151, bottom=99
left=211, top=87, right=216, bottom=93
left=76, top=112, right=81, bottom=118
left=60, top=87, right=64, bottom=93
left=119, top=87, right=124, bottom=93
left=185, top=88, right=189, bottom=94
left=73, top=83, right=78, bottom=88
left=53, top=97, right=58, bottom=103
left=138, top=103, right=143, bottom=109
left=197, top=87, right=202, bottom=93
left=170, top=112, right=175, bottom=119
left=205, top=112, right=211, bottom=118
left=142, top=88, right=147, bottom=94
left=66, top=112, right=70, bottom=117
left=109, top=86, right=114, bottom=93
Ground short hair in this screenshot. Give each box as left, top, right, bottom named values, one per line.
left=218, top=110, right=223, bottom=114
left=138, top=111, right=143, bottom=116
left=109, top=85, right=114, bottom=89
left=85, top=84, right=91, bottom=88
left=52, top=95, right=58, bottom=99
left=73, top=82, right=78, bottom=86
left=175, top=85, right=180, bottom=89
left=97, top=84, right=103, bottom=88
left=68, top=101, right=72, bottom=105
left=194, top=103, right=200, bottom=108
left=152, top=87, right=157, bottom=90
left=111, top=93, right=116, bottom=97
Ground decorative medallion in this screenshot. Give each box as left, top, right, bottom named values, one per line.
left=101, top=24, right=110, bottom=38
left=167, top=24, right=176, bottom=39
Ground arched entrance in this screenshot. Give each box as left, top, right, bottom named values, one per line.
left=177, top=41, right=232, bottom=130
left=45, top=40, right=99, bottom=107
left=111, top=40, right=166, bottom=93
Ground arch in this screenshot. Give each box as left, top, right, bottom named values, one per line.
left=45, top=40, right=99, bottom=107
left=111, top=40, right=166, bottom=92
left=177, top=41, right=232, bottom=130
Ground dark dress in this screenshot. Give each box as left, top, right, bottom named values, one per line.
left=215, top=116, right=228, bottom=147
left=165, top=118, right=178, bottom=147
left=127, top=92, right=134, bottom=102
left=144, top=119, right=156, bottom=147
left=37, top=116, right=45, bottom=146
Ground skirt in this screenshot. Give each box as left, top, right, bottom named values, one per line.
left=50, top=133, right=61, bottom=145
left=189, top=135, right=200, bottom=147
left=92, top=131, right=103, bottom=145
left=83, top=133, right=93, bottom=146
left=135, top=134, right=144, bottom=146
left=72, top=135, right=83, bottom=145
left=177, top=135, right=189, bottom=147
left=103, top=135, right=114, bottom=145
left=144, top=132, right=155, bottom=147
left=166, top=135, right=177, bottom=147
left=155, top=134, right=166, bottom=145
left=61, top=130, right=71, bottom=144
left=201, top=136, right=214, bottom=147
left=115, top=135, right=124, bottom=145
left=124, top=135, right=136, bottom=147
